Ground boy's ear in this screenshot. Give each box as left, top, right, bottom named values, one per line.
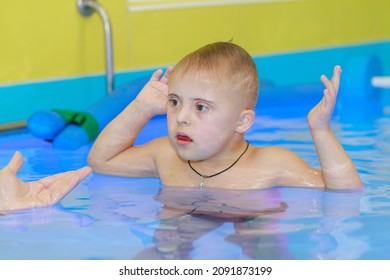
left=236, top=109, right=255, bottom=134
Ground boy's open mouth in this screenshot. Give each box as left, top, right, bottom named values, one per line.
left=176, top=133, right=193, bottom=145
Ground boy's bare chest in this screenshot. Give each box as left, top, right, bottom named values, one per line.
left=156, top=152, right=276, bottom=189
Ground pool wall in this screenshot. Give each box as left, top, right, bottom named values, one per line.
left=1, top=0, right=390, bottom=125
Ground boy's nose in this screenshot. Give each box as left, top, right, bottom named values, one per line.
left=176, top=107, right=191, bottom=126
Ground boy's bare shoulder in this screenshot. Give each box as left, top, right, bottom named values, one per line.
left=252, top=145, right=299, bottom=161
left=147, top=136, right=172, bottom=148
left=250, top=145, right=310, bottom=175
left=147, top=137, right=177, bottom=157
left=250, top=145, right=323, bottom=187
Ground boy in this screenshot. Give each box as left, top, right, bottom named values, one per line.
left=0, top=41, right=362, bottom=212
left=88, top=41, right=362, bottom=190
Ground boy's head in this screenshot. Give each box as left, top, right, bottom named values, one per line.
left=167, top=42, right=258, bottom=161
left=169, top=42, right=259, bottom=110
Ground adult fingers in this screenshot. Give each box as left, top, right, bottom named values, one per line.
left=5, top=151, right=24, bottom=175
left=75, top=166, right=93, bottom=181
left=47, top=174, right=81, bottom=204
left=27, top=167, right=91, bottom=208
left=39, top=166, right=91, bottom=188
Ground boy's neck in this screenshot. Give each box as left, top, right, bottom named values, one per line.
left=188, top=138, right=249, bottom=174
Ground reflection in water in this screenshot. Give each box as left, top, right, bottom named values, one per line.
left=157, top=186, right=288, bottom=218
left=0, top=175, right=372, bottom=260
left=128, top=186, right=365, bottom=260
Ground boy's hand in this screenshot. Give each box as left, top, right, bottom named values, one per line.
left=0, top=151, right=92, bottom=212
left=135, top=66, right=173, bottom=116
left=307, top=65, right=341, bottom=131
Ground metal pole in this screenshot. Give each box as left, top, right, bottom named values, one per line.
left=77, top=0, right=114, bottom=94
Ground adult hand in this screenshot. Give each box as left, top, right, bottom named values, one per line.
left=0, top=151, right=91, bottom=212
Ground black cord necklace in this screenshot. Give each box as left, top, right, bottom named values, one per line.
left=188, top=141, right=249, bottom=189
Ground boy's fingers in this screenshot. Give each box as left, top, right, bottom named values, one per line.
left=320, top=74, right=331, bottom=88
left=5, top=151, right=24, bottom=175
left=321, top=73, right=336, bottom=95
left=331, top=65, right=342, bottom=92
left=150, top=69, right=164, bottom=81
left=160, top=66, right=173, bottom=84
left=323, top=89, right=333, bottom=110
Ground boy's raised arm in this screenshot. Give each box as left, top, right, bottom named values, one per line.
left=88, top=67, right=173, bottom=177
left=307, top=66, right=362, bottom=189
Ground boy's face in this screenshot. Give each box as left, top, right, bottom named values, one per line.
left=167, top=75, right=244, bottom=161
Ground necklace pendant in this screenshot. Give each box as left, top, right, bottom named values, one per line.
left=187, top=140, right=249, bottom=191
left=199, top=176, right=204, bottom=190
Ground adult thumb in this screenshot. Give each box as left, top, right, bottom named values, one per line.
left=5, top=151, right=24, bottom=174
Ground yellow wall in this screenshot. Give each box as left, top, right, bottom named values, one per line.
left=0, top=0, right=129, bottom=84
left=1, top=0, right=389, bottom=85
left=128, top=0, right=390, bottom=67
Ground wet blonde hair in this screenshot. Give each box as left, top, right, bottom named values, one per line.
left=169, top=42, right=259, bottom=109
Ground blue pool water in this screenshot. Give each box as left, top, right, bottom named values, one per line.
left=0, top=86, right=389, bottom=260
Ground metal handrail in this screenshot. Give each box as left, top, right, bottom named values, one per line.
left=77, top=0, right=114, bottom=94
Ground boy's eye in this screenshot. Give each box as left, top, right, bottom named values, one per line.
left=196, top=104, right=208, bottom=112
left=169, top=99, right=179, bottom=107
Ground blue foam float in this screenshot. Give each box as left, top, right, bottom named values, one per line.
left=28, top=76, right=149, bottom=150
